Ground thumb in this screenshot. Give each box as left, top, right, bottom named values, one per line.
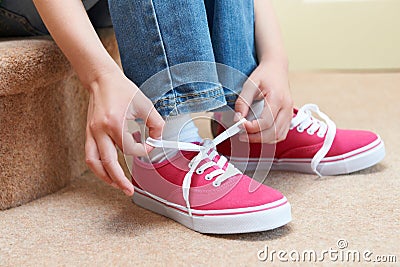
left=145, top=107, right=165, bottom=140
left=133, top=92, right=165, bottom=140
left=235, top=74, right=260, bottom=120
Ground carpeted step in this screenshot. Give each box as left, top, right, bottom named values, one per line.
left=0, top=28, right=120, bottom=210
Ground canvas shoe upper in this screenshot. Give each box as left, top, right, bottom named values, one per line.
left=131, top=119, right=292, bottom=234
left=215, top=104, right=385, bottom=176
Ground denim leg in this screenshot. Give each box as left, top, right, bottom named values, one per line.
left=0, top=0, right=111, bottom=37
left=205, top=0, right=258, bottom=110
left=87, top=0, right=113, bottom=28
left=108, top=0, right=226, bottom=117
left=0, top=0, right=47, bottom=36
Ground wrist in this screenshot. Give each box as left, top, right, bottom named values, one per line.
left=84, top=63, right=123, bottom=93
left=79, top=61, right=123, bottom=92
left=259, top=54, right=289, bottom=72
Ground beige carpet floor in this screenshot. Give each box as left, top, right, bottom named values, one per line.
left=1, top=72, right=399, bottom=266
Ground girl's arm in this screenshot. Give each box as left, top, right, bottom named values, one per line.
left=253, top=0, right=288, bottom=64
left=33, top=0, right=118, bottom=88
left=236, top=0, right=293, bottom=144
left=33, top=0, right=164, bottom=195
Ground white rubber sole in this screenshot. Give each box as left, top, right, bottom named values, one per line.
left=230, top=137, right=385, bottom=176
left=132, top=187, right=292, bottom=234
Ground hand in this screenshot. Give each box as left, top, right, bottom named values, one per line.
left=85, top=69, right=164, bottom=196
left=235, top=59, right=293, bottom=143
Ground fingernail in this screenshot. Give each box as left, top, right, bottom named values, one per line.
left=145, top=144, right=154, bottom=153
left=123, top=188, right=133, bottom=196
left=110, top=182, right=119, bottom=189
left=233, top=112, right=242, bottom=122
left=239, top=135, right=248, bottom=142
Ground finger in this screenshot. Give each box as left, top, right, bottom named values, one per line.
left=240, top=106, right=292, bottom=143
left=133, top=94, right=164, bottom=139
left=95, top=133, right=134, bottom=196
left=261, top=90, right=284, bottom=125
left=123, top=129, right=152, bottom=156
left=86, top=98, right=119, bottom=187
left=106, top=119, right=124, bottom=153
left=239, top=125, right=277, bottom=143
left=235, top=75, right=260, bottom=119
left=146, top=106, right=165, bottom=139
left=274, top=107, right=293, bottom=142
left=121, top=120, right=152, bottom=156
left=108, top=95, right=159, bottom=154
left=86, top=94, right=94, bottom=121
left=108, top=89, right=144, bottom=150
left=244, top=93, right=285, bottom=134
left=243, top=105, right=274, bottom=134
left=85, top=129, right=114, bottom=185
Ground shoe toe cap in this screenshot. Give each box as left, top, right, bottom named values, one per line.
left=195, top=174, right=285, bottom=210
left=327, top=129, right=380, bottom=157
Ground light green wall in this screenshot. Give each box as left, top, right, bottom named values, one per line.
left=271, top=0, right=400, bottom=70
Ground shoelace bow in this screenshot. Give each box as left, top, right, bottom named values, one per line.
left=146, top=118, right=247, bottom=216
left=290, top=104, right=337, bottom=176
left=145, top=104, right=335, bottom=215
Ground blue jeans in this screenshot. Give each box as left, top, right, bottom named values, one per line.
left=1, top=0, right=258, bottom=117
left=0, top=0, right=112, bottom=36
left=109, top=0, right=258, bottom=117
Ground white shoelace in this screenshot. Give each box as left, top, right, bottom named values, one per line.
left=145, top=105, right=335, bottom=214
left=290, top=104, right=337, bottom=176
left=146, top=118, right=247, bottom=216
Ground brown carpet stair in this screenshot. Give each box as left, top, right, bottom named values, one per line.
left=0, top=28, right=120, bottom=210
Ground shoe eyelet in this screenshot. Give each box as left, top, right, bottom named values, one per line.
left=188, top=162, right=193, bottom=168
left=317, top=132, right=325, bottom=138
left=307, top=128, right=315, bottom=135
left=196, top=169, right=204, bottom=174
left=212, top=181, right=220, bottom=187
left=297, top=126, right=304, bottom=133
left=205, top=174, right=212, bottom=180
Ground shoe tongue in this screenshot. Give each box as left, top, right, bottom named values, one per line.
left=179, top=142, right=227, bottom=170
left=181, top=150, right=199, bottom=161
left=201, top=140, right=229, bottom=170
left=211, top=154, right=228, bottom=170
left=179, top=142, right=204, bottom=161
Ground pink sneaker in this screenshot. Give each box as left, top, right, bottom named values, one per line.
left=131, top=119, right=291, bottom=234
left=215, top=104, right=385, bottom=176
